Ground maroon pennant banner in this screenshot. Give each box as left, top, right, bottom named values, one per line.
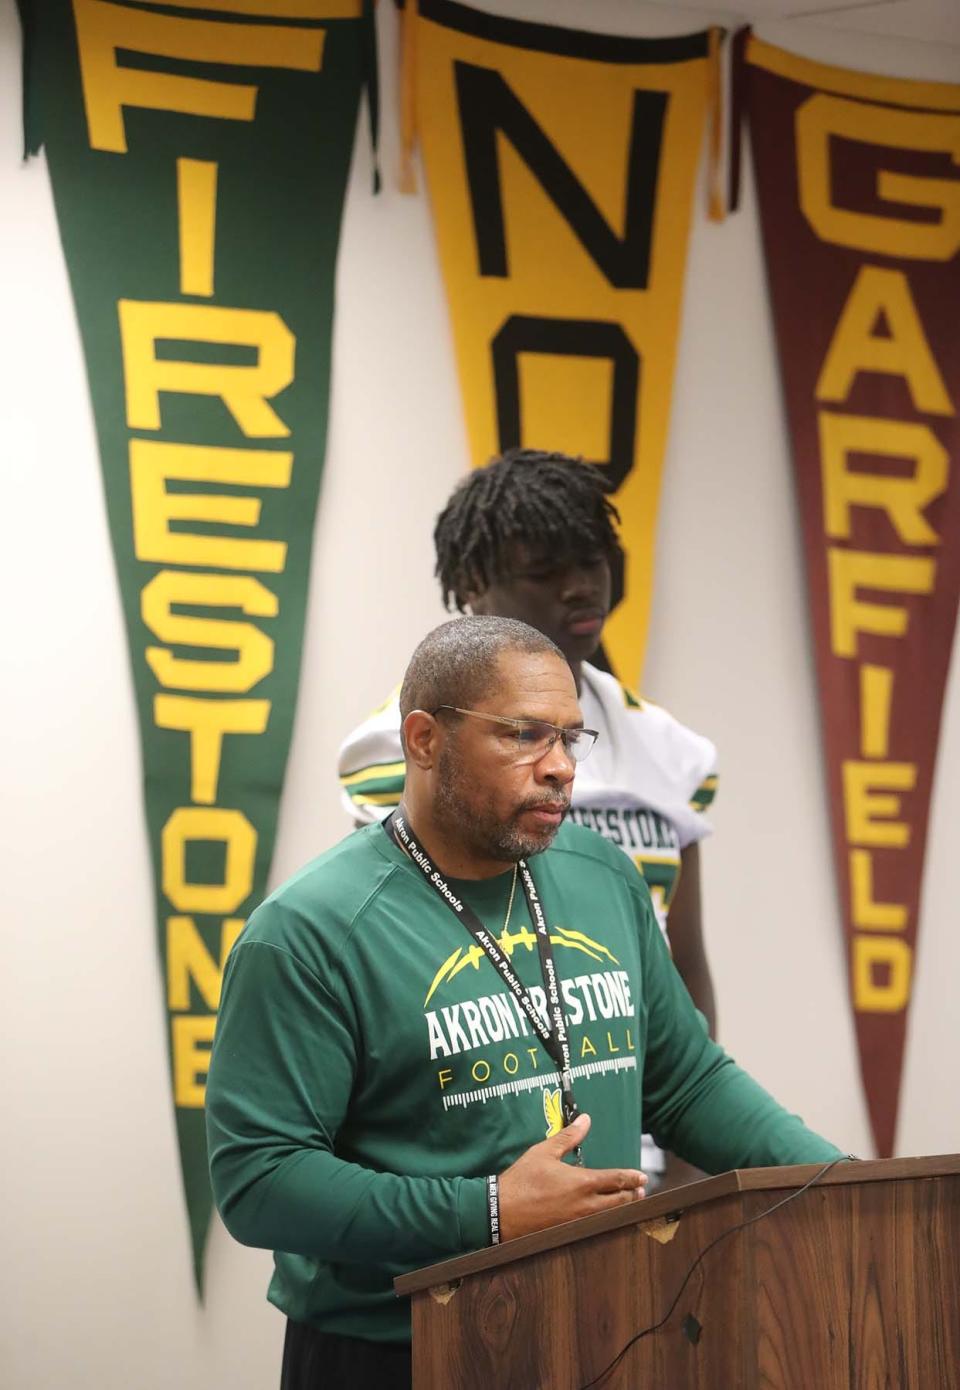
left=739, top=33, right=960, bottom=1156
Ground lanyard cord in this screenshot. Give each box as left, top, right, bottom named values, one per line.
left=385, top=811, right=581, bottom=1143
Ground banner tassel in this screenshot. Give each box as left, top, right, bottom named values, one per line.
left=15, top=0, right=43, bottom=159
left=707, top=26, right=726, bottom=223
left=399, top=0, right=419, bottom=193
left=363, top=0, right=382, bottom=194
left=727, top=27, right=751, bottom=215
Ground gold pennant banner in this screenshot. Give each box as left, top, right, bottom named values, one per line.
left=411, top=0, right=717, bottom=682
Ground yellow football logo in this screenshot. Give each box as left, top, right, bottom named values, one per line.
left=543, top=1086, right=564, bottom=1138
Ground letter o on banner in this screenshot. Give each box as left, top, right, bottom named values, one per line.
left=162, top=806, right=257, bottom=915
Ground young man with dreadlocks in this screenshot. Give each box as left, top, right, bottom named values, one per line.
left=337, top=448, right=719, bottom=1190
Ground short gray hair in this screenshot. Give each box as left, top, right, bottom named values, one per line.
left=399, top=616, right=563, bottom=721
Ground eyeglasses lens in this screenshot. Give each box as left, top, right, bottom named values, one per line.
left=513, top=723, right=595, bottom=764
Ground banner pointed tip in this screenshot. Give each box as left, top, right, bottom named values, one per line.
left=189, top=1192, right=214, bottom=1302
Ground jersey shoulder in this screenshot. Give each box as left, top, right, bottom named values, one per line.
left=337, top=687, right=405, bottom=824
left=581, top=663, right=719, bottom=817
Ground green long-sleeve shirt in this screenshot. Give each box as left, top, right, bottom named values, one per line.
left=206, top=820, right=842, bottom=1341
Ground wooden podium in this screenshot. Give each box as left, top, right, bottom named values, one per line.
left=395, top=1155, right=960, bottom=1389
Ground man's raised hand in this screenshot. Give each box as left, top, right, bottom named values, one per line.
left=497, top=1113, right=646, bottom=1242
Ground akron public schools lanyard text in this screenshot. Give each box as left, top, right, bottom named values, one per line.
left=386, top=811, right=581, bottom=1156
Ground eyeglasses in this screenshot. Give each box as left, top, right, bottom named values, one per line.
left=431, top=706, right=599, bottom=765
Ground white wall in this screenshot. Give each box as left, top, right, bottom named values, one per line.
left=2, top=2, right=957, bottom=1386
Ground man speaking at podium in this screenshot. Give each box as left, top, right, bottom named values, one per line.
left=206, top=617, right=843, bottom=1390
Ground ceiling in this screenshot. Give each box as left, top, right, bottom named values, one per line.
left=674, top=0, right=960, bottom=47
left=470, top=0, right=959, bottom=55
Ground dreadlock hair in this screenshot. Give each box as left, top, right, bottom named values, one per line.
left=433, top=448, right=622, bottom=612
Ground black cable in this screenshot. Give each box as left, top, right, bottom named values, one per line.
left=576, top=1156, right=851, bottom=1390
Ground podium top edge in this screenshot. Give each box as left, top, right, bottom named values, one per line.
left=394, top=1152, right=960, bottom=1297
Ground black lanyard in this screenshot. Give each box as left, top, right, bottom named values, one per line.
left=386, top=811, right=581, bottom=1152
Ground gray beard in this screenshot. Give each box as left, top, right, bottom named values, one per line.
left=434, top=745, right=563, bottom=863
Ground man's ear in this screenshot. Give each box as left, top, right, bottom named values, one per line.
left=402, top=710, right=440, bottom=770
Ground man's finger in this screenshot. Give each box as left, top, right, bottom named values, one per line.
left=545, top=1111, right=591, bottom=1157
left=586, top=1167, right=647, bottom=1195
left=584, top=1187, right=646, bottom=1218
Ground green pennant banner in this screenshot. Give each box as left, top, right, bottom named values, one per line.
left=26, top=0, right=370, bottom=1289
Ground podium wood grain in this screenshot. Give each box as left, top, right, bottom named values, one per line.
left=397, top=1157, right=960, bottom=1389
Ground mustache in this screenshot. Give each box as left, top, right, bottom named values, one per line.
left=515, top=793, right=571, bottom=815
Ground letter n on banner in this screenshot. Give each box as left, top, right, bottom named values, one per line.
left=409, top=0, right=718, bottom=682
left=736, top=32, right=960, bottom=1156
left=23, top=0, right=372, bottom=1289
